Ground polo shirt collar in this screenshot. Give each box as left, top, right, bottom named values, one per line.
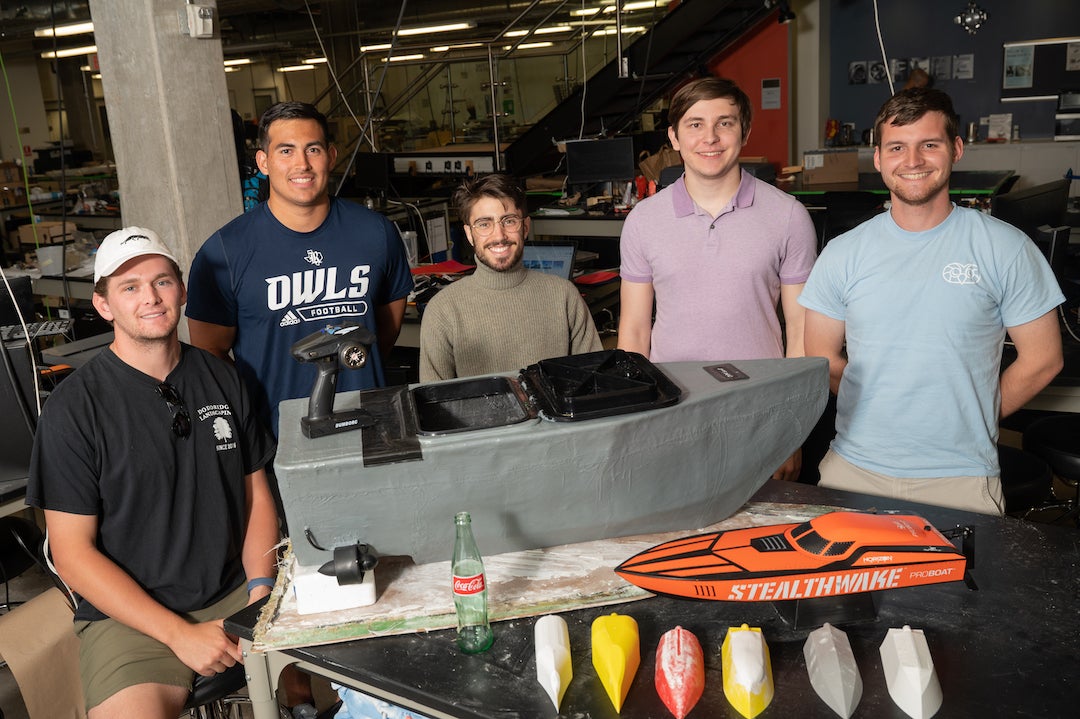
left=671, top=169, right=757, bottom=218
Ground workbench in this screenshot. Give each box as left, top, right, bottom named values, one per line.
left=227, top=479, right=1079, bottom=718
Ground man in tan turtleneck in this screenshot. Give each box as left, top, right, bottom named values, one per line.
left=419, top=174, right=602, bottom=381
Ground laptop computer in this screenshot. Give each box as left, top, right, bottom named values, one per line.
left=521, top=241, right=577, bottom=281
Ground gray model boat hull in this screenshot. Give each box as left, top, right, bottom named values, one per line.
left=275, top=358, right=828, bottom=567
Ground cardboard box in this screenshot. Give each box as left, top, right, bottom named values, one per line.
left=0, top=161, right=19, bottom=184
left=18, top=220, right=75, bottom=246
left=802, top=149, right=859, bottom=185
left=0, top=186, right=19, bottom=208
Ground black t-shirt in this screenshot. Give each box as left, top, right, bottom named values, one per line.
left=27, top=344, right=275, bottom=622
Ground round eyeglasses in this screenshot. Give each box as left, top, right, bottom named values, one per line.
left=470, top=215, right=523, bottom=238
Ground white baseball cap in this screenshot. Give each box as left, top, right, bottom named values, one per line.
left=94, top=226, right=178, bottom=283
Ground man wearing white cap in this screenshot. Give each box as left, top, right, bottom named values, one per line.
left=26, top=227, right=279, bottom=718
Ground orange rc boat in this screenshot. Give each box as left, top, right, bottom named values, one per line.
left=615, top=512, right=974, bottom=602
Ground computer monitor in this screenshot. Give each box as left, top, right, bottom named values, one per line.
left=351, top=152, right=392, bottom=192
left=0, top=340, right=36, bottom=482
left=991, top=178, right=1070, bottom=241
left=522, top=242, right=577, bottom=281
left=564, top=137, right=637, bottom=187
left=0, top=276, right=34, bottom=327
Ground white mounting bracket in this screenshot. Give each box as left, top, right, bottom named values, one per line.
left=178, top=3, right=215, bottom=39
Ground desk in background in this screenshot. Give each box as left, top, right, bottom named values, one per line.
left=228, top=479, right=1079, bottom=719
left=0, top=478, right=28, bottom=518
left=787, top=170, right=1015, bottom=202
left=530, top=211, right=625, bottom=240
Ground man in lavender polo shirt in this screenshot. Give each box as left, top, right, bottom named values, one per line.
left=618, top=76, right=817, bottom=480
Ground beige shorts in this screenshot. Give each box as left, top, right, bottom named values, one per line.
left=818, top=449, right=1005, bottom=516
left=74, top=583, right=248, bottom=711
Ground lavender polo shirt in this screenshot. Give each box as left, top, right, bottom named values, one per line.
left=620, top=170, right=817, bottom=361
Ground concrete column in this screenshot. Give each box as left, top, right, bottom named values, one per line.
left=86, top=0, right=241, bottom=279
left=792, top=0, right=830, bottom=162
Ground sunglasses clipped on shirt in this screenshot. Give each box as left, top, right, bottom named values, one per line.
left=156, top=382, right=191, bottom=438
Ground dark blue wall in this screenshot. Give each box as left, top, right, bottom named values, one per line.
left=829, top=0, right=1080, bottom=140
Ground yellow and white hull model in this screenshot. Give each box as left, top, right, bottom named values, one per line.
left=722, top=624, right=774, bottom=719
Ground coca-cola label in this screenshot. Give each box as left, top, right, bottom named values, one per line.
left=453, top=573, right=485, bottom=595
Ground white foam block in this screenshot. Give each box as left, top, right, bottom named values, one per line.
left=292, top=562, right=377, bottom=615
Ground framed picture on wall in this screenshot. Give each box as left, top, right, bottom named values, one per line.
left=848, top=61, right=868, bottom=84
left=868, top=61, right=887, bottom=84
left=931, top=56, right=952, bottom=82
left=952, top=54, right=974, bottom=80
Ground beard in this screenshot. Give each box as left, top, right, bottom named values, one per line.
left=476, top=239, right=524, bottom=272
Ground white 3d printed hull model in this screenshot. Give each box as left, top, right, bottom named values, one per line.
left=880, top=625, right=942, bottom=719
left=804, top=623, right=863, bottom=718
left=274, top=357, right=827, bottom=569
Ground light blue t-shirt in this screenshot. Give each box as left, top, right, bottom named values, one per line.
left=799, top=205, right=1063, bottom=477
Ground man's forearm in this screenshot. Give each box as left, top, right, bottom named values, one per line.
left=56, top=545, right=189, bottom=646
left=999, top=359, right=1062, bottom=418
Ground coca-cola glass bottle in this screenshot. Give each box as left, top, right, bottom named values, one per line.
left=452, top=511, right=494, bottom=653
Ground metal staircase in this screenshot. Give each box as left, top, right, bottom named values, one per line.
left=505, top=0, right=774, bottom=177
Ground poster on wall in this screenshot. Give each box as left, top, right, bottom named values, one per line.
left=931, top=56, right=952, bottom=81
left=889, top=58, right=910, bottom=84
left=868, top=60, right=888, bottom=84
left=952, top=54, right=975, bottom=80
left=1003, top=45, right=1035, bottom=89
left=761, top=78, right=781, bottom=109
left=848, top=61, right=868, bottom=84
left=1068, top=42, right=1080, bottom=71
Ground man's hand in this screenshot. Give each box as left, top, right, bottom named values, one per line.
left=771, top=448, right=802, bottom=482
left=166, top=619, right=244, bottom=677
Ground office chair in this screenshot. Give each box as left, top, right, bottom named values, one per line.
left=0, top=516, right=44, bottom=613
left=993, top=174, right=1020, bottom=197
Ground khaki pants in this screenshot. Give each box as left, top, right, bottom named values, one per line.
left=74, top=583, right=248, bottom=711
left=818, top=449, right=1004, bottom=516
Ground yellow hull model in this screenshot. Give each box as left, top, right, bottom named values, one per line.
left=592, top=613, right=640, bottom=712
left=722, top=624, right=774, bottom=719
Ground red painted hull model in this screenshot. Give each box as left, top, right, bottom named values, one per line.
left=615, top=512, right=974, bottom=602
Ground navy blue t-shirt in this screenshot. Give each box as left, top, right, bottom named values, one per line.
left=186, top=198, right=414, bottom=434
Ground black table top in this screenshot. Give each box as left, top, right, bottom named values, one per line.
left=228, top=480, right=1080, bottom=718
left=0, top=477, right=28, bottom=506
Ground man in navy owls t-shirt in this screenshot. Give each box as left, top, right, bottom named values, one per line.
left=186, top=102, right=413, bottom=436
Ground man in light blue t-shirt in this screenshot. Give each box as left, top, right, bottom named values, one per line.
left=799, top=88, right=1064, bottom=515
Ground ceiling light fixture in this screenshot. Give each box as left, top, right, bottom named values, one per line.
left=223, top=58, right=252, bottom=66
left=397, top=22, right=475, bottom=37
left=224, top=67, right=240, bottom=73
left=954, top=1, right=988, bottom=35
left=277, top=64, right=317, bottom=72
left=360, top=43, right=393, bottom=52
left=34, top=21, right=95, bottom=38
left=380, top=54, right=425, bottom=62
left=40, top=45, right=97, bottom=59
left=608, top=1, right=664, bottom=11
left=504, top=41, right=554, bottom=50
left=303, top=57, right=328, bottom=64
left=593, top=26, right=646, bottom=35
left=506, top=26, right=573, bottom=37
left=431, top=42, right=485, bottom=52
